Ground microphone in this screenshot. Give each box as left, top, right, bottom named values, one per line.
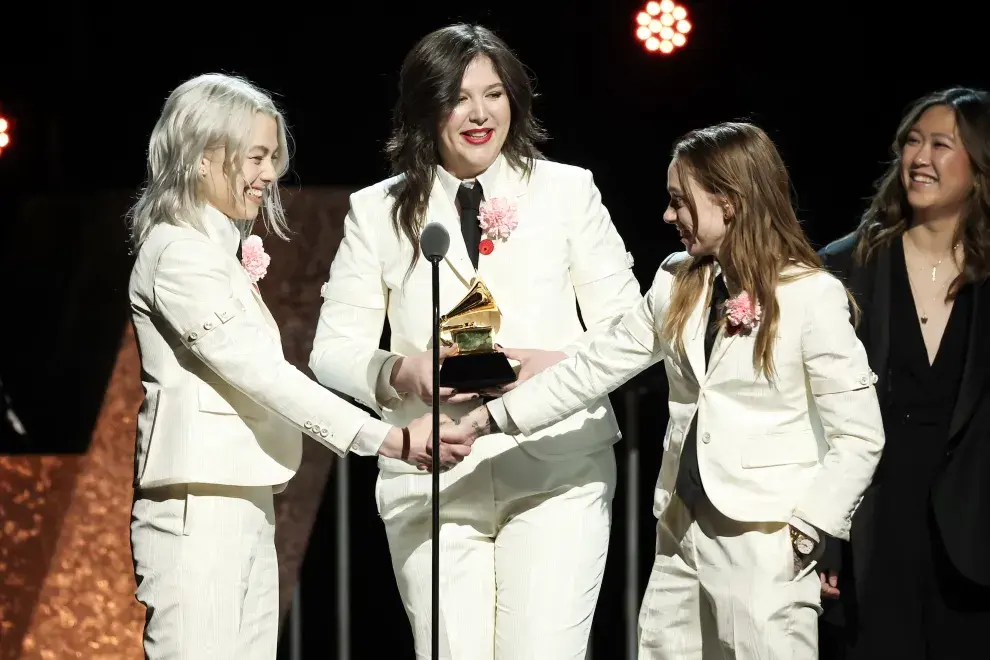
left=420, top=220, right=448, bottom=660
left=421, top=222, right=450, bottom=262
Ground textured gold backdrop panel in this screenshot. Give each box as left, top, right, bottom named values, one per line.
left=0, top=455, right=80, bottom=659
left=11, top=327, right=145, bottom=660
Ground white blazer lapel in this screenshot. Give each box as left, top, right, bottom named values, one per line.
left=706, top=265, right=799, bottom=380
left=250, top=285, right=280, bottom=334
left=229, top=255, right=280, bottom=336
left=706, top=323, right=738, bottom=379
left=427, top=178, right=475, bottom=285
left=475, top=160, right=528, bottom=284
left=682, top=289, right=708, bottom=382
left=483, top=157, right=529, bottom=206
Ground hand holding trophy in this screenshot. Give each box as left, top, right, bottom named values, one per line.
left=438, top=278, right=518, bottom=393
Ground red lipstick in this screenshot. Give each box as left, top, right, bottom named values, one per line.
left=461, top=129, right=493, bottom=145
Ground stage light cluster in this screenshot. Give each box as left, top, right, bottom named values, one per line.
left=635, top=0, right=692, bottom=54
left=0, top=116, right=9, bottom=156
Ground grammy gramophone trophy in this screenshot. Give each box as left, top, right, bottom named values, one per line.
left=438, top=278, right=517, bottom=392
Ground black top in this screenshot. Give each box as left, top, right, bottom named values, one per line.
left=869, top=239, right=971, bottom=544
left=884, top=239, right=971, bottom=436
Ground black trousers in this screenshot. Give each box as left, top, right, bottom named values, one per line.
left=822, top=507, right=990, bottom=660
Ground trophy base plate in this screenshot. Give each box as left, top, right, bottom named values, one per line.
left=439, top=352, right=517, bottom=392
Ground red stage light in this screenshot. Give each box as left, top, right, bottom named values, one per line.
left=634, top=2, right=691, bottom=55
left=0, top=116, right=10, bottom=156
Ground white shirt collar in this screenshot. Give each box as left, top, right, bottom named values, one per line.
left=435, top=153, right=504, bottom=206
left=202, top=204, right=243, bottom=255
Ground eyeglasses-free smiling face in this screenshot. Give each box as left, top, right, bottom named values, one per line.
left=200, top=112, right=280, bottom=221
left=902, top=104, right=975, bottom=220
left=663, top=158, right=730, bottom=258
left=437, top=55, right=511, bottom=180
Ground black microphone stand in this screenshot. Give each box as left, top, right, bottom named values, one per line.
left=429, top=250, right=442, bottom=660
left=419, top=221, right=449, bottom=660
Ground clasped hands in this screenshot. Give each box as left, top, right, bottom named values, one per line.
left=378, top=345, right=566, bottom=471
left=422, top=404, right=497, bottom=472
left=377, top=406, right=494, bottom=473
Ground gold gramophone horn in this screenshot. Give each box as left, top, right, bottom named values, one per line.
left=439, top=279, right=502, bottom=351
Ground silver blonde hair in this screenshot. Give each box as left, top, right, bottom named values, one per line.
left=127, top=73, right=292, bottom=248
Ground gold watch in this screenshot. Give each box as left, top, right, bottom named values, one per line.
left=790, top=526, right=816, bottom=557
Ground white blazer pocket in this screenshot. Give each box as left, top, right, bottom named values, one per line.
left=198, top=382, right=267, bottom=420
left=741, top=430, right=819, bottom=468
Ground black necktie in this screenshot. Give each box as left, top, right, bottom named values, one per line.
left=705, top=274, right=729, bottom=366
left=457, top=183, right=484, bottom=269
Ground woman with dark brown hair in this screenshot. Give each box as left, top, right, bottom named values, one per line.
left=445, top=121, right=886, bottom=659
left=310, top=23, right=641, bottom=659
left=819, top=86, right=990, bottom=659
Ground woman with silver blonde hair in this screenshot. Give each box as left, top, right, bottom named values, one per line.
left=128, top=73, right=292, bottom=248
left=127, top=73, right=459, bottom=659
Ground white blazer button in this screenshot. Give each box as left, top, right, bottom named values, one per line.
left=313, top=424, right=321, bottom=433
left=189, top=331, right=199, bottom=340
left=320, top=429, right=329, bottom=438
left=204, top=321, right=215, bottom=330
left=702, top=432, right=711, bottom=443
left=304, top=421, right=312, bottom=429
left=860, top=375, right=868, bottom=385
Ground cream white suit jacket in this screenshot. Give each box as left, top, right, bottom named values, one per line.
left=129, top=206, right=390, bottom=491
left=310, top=155, right=641, bottom=473
left=492, top=253, right=885, bottom=540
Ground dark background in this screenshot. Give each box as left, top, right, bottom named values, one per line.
left=1, top=0, right=986, bottom=657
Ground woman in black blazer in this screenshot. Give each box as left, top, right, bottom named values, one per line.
left=819, top=87, right=990, bottom=660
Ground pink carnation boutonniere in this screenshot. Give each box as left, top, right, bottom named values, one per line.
left=477, top=197, right=519, bottom=256
left=724, top=291, right=762, bottom=335
left=241, top=235, right=271, bottom=285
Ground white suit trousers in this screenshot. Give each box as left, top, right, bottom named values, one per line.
left=131, top=483, right=279, bottom=660
left=637, top=495, right=823, bottom=659
left=377, top=443, right=616, bottom=660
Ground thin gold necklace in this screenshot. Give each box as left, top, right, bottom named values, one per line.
left=910, top=277, right=949, bottom=325
left=903, top=237, right=961, bottom=324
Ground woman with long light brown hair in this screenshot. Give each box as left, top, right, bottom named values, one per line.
left=442, top=121, right=886, bottom=659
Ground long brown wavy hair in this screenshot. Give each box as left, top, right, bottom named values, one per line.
left=660, top=122, right=824, bottom=382
left=854, top=87, right=990, bottom=295
left=386, top=24, right=546, bottom=269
